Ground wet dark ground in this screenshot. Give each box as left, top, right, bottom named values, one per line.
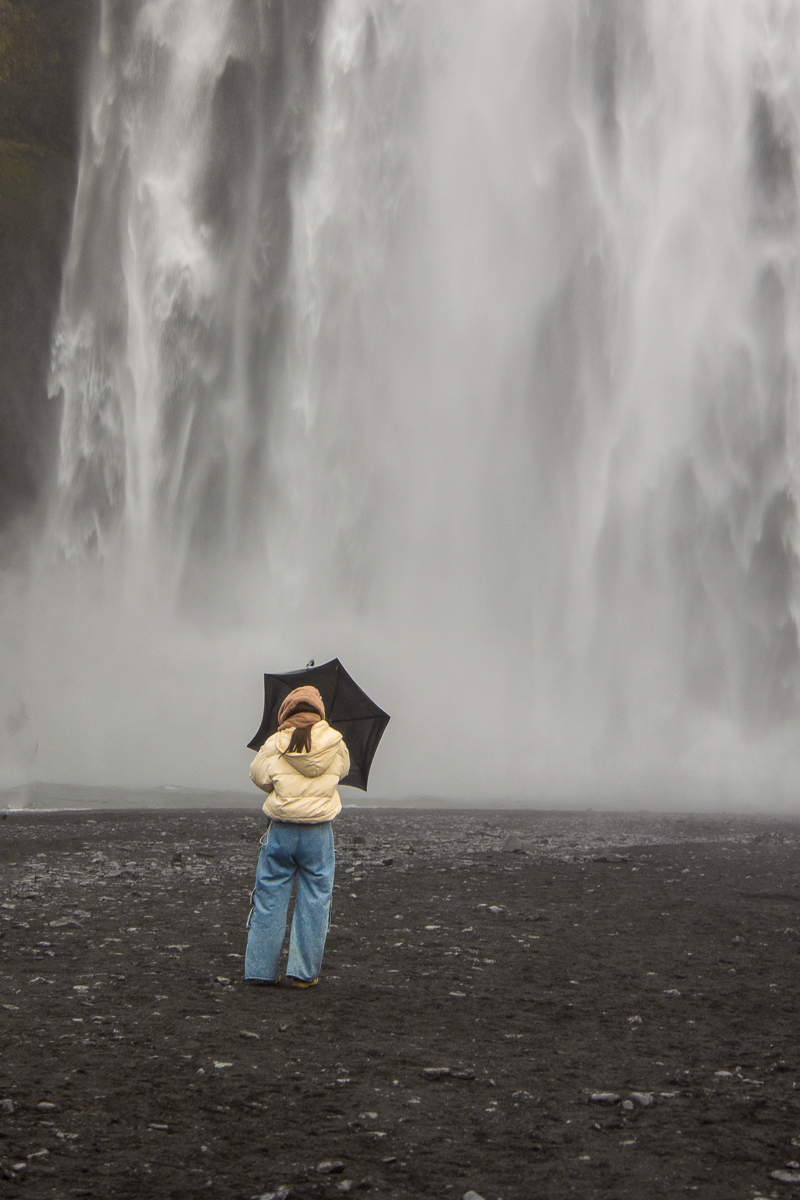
left=1, top=806, right=800, bottom=1199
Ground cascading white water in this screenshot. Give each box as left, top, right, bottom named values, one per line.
left=6, top=0, right=800, bottom=803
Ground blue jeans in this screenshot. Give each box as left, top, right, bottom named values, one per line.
left=245, top=820, right=335, bottom=982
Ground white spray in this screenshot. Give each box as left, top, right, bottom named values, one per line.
left=5, top=0, right=800, bottom=805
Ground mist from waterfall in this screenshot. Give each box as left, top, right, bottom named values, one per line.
left=4, top=0, right=800, bottom=806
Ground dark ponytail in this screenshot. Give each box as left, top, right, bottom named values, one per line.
left=284, top=703, right=320, bottom=755
left=287, top=725, right=313, bottom=754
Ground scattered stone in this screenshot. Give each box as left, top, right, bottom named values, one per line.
left=512, top=1090, right=534, bottom=1101
left=251, top=1189, right=291, bottom=1200
left=453, top=1070, right=476, bottom=1080
left=0, top=1099, right=14, bottom=1114
left=463, top=1192, right=486, bottom=1200
left=487, top=906, right=505, bottom=914
left=382, top=858, right=394, bottom=866
left=36, top=1102, right=56, bottom=1111
left=49, top=918, right=80, bottom=928
left=352, top=836, right=366, bottom=845
left=213, top=1062, right=233, bottom=1069
left=337, top=1183, right=353, bottom=1193
left=621, top=1099, right=635, bottom=1112
left=423, top=1067, right=451, bottom=1079
left=27, top=1149, right=49, bottom=1160
left=502, top=835, right=525, bottom=853
left=589, top=1092, right=621, bottom=1104
left=630, top=1092, right=655, bottom=1107
left=239, top=1030, right=260, bottom=1040
left=215, top=976, right=231, bottom=985
left=317, top=1162, right=345, bottom=1174
left=771, top=1170, right=800, bottom=1183
left=149, top=1124, right=169, bottom=1131
left=732, top=935, right=745, bottom=944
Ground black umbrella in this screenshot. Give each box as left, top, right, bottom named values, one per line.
left=247, top=658, right=390, bottom=791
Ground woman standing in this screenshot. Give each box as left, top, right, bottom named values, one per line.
left=245, top=685, right=350, bottom=988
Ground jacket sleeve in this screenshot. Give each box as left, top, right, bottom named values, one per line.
left=335, top=739, right=351, bottom=782
left=249, top=745, right=275, bottom=794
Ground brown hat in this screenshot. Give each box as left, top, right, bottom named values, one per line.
left=278, top=685, right=325, bottom=727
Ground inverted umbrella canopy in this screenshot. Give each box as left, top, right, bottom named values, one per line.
left=247, top=659, right=390, bottom=791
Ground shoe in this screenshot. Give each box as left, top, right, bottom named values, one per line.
left=245, top=977, right=281, bottom=987
left=289, top=976, right=319, bottom=989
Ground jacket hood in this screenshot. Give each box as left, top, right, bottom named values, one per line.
left=275, top=720, right=344, bottom=778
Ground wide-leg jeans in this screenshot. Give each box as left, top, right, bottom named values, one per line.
left=245, top=819, right=335, bottom=982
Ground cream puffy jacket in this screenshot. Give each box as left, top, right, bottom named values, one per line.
left=249, top=720, right=350, bottom=823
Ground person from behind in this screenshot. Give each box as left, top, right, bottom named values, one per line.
left=245, top=685, right=349, bottom=988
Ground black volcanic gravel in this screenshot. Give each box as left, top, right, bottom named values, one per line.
left=1, top=806, right=800, bottom=1199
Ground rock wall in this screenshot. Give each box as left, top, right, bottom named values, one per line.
left=0, top=0, right=95, bottom=544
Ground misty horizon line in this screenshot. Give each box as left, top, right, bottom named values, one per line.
left=3, top=780, right=800, bottom=818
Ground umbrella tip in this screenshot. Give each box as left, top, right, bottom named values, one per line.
left=306, top=659, right=315, bottom=668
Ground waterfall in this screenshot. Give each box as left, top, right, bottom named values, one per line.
left=8, top=0, right=800, bottom=802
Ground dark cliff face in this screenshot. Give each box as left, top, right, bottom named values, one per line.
left=0, top=0, right=95, bottom=543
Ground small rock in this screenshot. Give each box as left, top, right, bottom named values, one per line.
left=589, top=1092, right=620, bottom=1104
left=487, top=905, right=505, bottom=914
left=317, top=1162, right=345, bottom=1174
left=732, top=935, right=745, bottom=944
left=251, top=1190, right=292, bottom=1200
left=27, top=1149, right=49, bottom=1160
left=422, top=1067, right=451, bottom=1079
left=337, top=1183, right=353, bottom=1194
left=239, top=1030, right=260, bottom=1040
left=215, top=977, right=231, bottom=985
left=463, top=1192, right=486, bottom=1200
left=453, top=1070, right=476, bottom=1080
left=630, top=1092, right=655, bottom=1107
left=772, top=1170, right=800, bottom=1183
left=50, top=918, right=80, bottom=928
left=36, top=1102, right=56, bottom=1112
left=352, top=836, right=366, bottom=845
left=382, top=858, right=394, bottom=866
left=502, top=835, right=525, bottom=853
left=149, top=1124, right=169, bottom=1132
left=0, top=1099, right=14, bottom=1114
left=621, top=1099, right=635, bottom=1112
